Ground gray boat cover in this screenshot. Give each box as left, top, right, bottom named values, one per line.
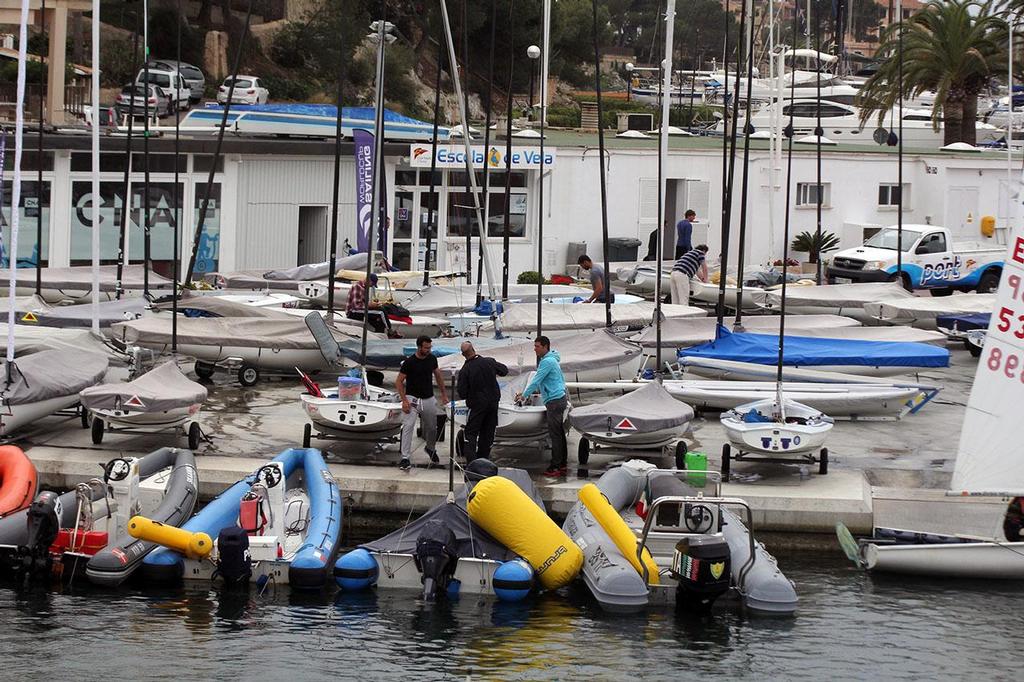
left=80, top=361, right=207, bottom=412
left=159, top=295, right=295, bottom=319
left=203, top=270, right=307, bottom=290
left=630, top=314, right=861, bottom=348
left=113, top=316, right=344, bottom=349
left=863, top=293, right=997, bottom=322
left=19, top=297, right=151, bottom=328
left=753, top=281, right=913, bottom=309
left=0, top=265, right=173, bottom=292
left=362, top=468, right=542, bottom=560
left=568, top=381, right=693, bottom=434
left=437, top=329, right=641, bottom=377
left=1, top=349, right=108, bottom=405
left=264, top=253, right=373, bottom=281
left=0, top=323, right=116, bottom=358
left=488, top=302, right=705, bottom=332
left=400, top=284, right=593, bottom=314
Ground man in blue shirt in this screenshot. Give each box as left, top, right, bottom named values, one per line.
left=675, top=209, right=696, bottom=259
left=514, top=336, right=569, bottom=478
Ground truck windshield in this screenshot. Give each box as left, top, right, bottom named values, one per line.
left=864, top=228, right=921, bottom=252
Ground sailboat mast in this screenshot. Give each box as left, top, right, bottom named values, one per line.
left=777, top=6, right=800, bottom=388
left=656, top=0, right=676, bottom=372
left=172, top=0, right=182, bottom=351
left=8, top=0, right=28, bottom=358
left=814, top=0, right=823, bottom=286
left=423, top=17, right=445, bottom=288
left=896, top=0, right=904, bottom=279
left=715, top=0, right=731, bottom=326
left=115, top=22, right=140, bottom=301
left=326, top=13, right=346, bottom=318
left=501, top=0, right=516, bottom=300
left=35, top=0, right=44, bottom=296
left=476, top=0, right=498, bottom=304
left=142, top=0, right=151, bottom=299
left=592, top=0, right=611, bottom=329
left=733, top=0, right=755, bottom=328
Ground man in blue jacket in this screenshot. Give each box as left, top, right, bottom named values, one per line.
left=515, top=336, right=569, bottom=478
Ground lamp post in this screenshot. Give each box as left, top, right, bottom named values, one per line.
left=625, top=62, right=633, bottom=101
left=527, top=44, right=540, bottom=118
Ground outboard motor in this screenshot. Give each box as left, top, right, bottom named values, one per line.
left=17, top=491, right=61, bottom=577
left=215, top=526, right=252, bottom=587
left=413, top=520, right=459, bottom=601
left=670, top=533, right=731, bottom=611
left=464, top=458, right=498, bottom=483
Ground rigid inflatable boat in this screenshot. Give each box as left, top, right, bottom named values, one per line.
left=0, top=446, right=37, bottom=517
left=140, top=448, right=342, bottom=589
left=0, top=448, right=198, bottom=586
left=562, top=460, right=797, bottom=614
left=335, top=461, right=581, bottom=601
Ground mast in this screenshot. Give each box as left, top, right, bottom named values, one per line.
left=460, top=0, right=471, bottom=286
left=115, top=21, right=140, bottom=301
left=8, top=0, right=28, bottom=358
left=142, top=0, right=151, bottom=299
left=500, top=0, right=516, bottom=300
left=592, top=0, right=611, bottom=329
left=715, top=0, right=732, bottom=326
left=326, top=8, right=346, bottom=319
left=35, top=0, right=44, bottom=294
left=172, top=0, right=182, bottom=351
left=814, top=0, right=823, bottom=285
left=89, top=0, right=100, bottom=333
left=719, top=0, right=746, bottom=328
left=534, top=40, right=547, bottom=336
left=732, top=0, right=755, bottom=328
left=656, top=0, right=676, bottom=372
left=778, top=6, right=800, bottom=390
left=475, top=0, right=498, bottom=304
left=422, top=17, right=445, bottom=288
left=896, top=0, right=903, bottom=280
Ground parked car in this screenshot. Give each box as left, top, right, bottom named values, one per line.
left=135, top=68, right=191, bottom=111
left=216, top=75, right=269, bottom=105
left=115, top=83, right=172, bottom=121
left=146, top=59, right=205, bottom=103
left=83, top=105, right=117, bottom=129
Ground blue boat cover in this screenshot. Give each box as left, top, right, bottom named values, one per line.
left=678, top=326, right=950, bottom=368
left=202, top=103, right=431, bottom=126
left=936, top=312, right=991, bottom=332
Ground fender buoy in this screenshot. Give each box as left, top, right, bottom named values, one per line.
left=579, top=483, right=659, bottom=584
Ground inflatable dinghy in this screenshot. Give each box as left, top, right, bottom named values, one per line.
left=335, top=460, right=580, bottom=601
left=140, top=448, right=342, bottom=589
left=81, top=362, right=207, bottom=449
left=562, top=460, right=797, bottom=614
left=0, top=448, right=198, bottom=586
left=0, top=446, right=37, bottom=517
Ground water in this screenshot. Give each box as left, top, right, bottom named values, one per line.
left=2, top=554, right=1019, bottom=680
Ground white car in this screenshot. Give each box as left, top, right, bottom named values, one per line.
left=136, top=68, right=191, bottom=111
left=216, top=76, right=269, bottom=105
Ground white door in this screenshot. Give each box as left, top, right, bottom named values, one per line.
left=913, top=230, right=953, bottom=286
left=946, top=186, right=980, bottom=239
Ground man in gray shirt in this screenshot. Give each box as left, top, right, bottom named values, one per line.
left=578, top=255, right=615, bottom=303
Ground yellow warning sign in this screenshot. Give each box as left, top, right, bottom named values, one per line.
left=20, top=312, right=37, bottom=323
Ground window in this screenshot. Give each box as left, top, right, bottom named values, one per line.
left=796, top=182, right=830, bottom=208
left=878, top=183, right=910, bottom=209
left=193, top=155, right=224, bottom=174
left=3, top=151, right=53, bottom=172
left=193, top=183, right=222, bottom=274
left=917, top=232, right=947, bottom=254
left=783, top=103, right=850, bottom=119
left=0, top=181, right=50, bottom=267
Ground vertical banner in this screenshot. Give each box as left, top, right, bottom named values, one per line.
left=353, top=128, right=374, bottom=253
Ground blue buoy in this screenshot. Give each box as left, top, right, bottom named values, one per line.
left=334, top=549, right=379, bottom=591
left=492, top=559, right=534, bottom=602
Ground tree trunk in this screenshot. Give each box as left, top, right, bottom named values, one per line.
left=961, top=92, right=979, bottom=147
left=942, top=97, right=964, bottom=145
left=198, top=0, right=213, bottom=26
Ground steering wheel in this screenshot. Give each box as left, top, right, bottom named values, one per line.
left=103, top=457, right=134, bottom=482
left=683, top=504, right=714, bottom=534
left=254, top=464, right=283, bottom=489
left=296, top=368, right=322, bottom=397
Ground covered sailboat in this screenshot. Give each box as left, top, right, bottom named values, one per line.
left=864, top=294, right=997, bottom=327
left=0, top=349, right=109, bottom=436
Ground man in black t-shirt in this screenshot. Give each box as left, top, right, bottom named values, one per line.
left=396, top=335, right=449, bottom=471
left=456, top=341, right=509, bottom=461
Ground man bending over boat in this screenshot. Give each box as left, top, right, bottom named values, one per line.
left=396, top=336, right=449, bottom=471
left=347, top=273, right=395, bottom=337
left=670, top=244, right=709, bottom=305
left=514, top=336, right=568, bottom=479
left=457, top=341, right=509, bottom=462
left=577, top=255, right=615, bottom=304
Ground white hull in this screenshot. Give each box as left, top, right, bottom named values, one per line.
left=172, top=343, right=329, bottom=372
left=0, top=394, right=82, bottom=435
left=367, top=552, right=503, bottom=594
left=689, top=281, right=765, bottom=310
left=863, top=540, right=1024, bottom=579
left=90, top=404, right=199, bottom=429
left=302, top=387, right=404, bottom=437
left=281, top=308, right=449, bottom=338
left=450, top=401, right=548, bottom=439
left=722, top=398, right=833, bottom=455
left=688, top=362, right=921, bottom=379
left=578, top=424, right=686, bottom=449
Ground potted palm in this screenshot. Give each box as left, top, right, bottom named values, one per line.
left=790, top=230, right=840, bottom=273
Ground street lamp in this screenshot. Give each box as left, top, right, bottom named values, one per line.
left=527, top=44, right=541, bottom=118
left=625, top=62, right=634, bottom=101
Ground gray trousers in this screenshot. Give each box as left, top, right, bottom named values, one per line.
left=545, top=395, right=568, bottom=467
left=401, top=396, right=438, bottom=458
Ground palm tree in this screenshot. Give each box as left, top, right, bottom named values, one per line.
left=858, top=0, right=1007, bottom=146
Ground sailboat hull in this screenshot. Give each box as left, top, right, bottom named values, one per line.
left=863, top=539, right=1024, bottom=579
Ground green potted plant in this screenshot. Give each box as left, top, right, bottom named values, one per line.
left=790, top=230, right=840, bottom=267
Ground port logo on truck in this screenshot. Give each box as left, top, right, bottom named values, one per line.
left=921, top=256, right=963, bottom=283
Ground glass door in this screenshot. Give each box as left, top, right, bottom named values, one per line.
left=392, top=191, right=415, bottom=270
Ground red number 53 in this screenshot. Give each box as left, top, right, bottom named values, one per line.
left=997, top=306, right=1024, bottom=339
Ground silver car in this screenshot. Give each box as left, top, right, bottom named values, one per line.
left=147, top=59, right=206, bottom=103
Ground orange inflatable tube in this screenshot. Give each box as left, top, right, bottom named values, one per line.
left=0, top=445, right=37, bottom=517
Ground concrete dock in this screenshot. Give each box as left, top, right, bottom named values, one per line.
left=15, top=342, right=1007, bottom=545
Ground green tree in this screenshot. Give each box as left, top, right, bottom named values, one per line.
left=857, top=0, right=1007, bottom=145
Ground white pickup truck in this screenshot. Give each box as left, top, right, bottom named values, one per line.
left=826, top=224, right=1004, bottom=293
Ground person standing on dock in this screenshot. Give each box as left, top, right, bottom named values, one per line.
left=675, top=209, right=697, bottom=259
left=346, top=273, right=394, bottom=336
left=670, top=244, right=709, bottom=305
left=578, top=255, right=615, bottom=304
left=456, top=342, right=509, bottom=462
left=514, top=336, right=568, bottom=478
left=396, top=336, right=449, bottom=471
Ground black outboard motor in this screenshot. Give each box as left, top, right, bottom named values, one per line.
left=215, top=526, right=252, bottom=587
left=464, top=458, right=498, bottom=483
left=17, top=491, right=61, bottom=578
left=670, top=534, right=731, bottom=611
left=413, top=520, right=459, bottom=601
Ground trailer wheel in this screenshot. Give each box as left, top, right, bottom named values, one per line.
left=194, top=361, right=215, bottom=379
left=721, top=443, right=731, bottom=481
left=674, top=440, right=688, bottom=470
left=965, top=339, right=982, bottom=358
left=819, top=448, right=829, bottom=475
left=578, top=437, right=590, bottom=465
left=80, top=406, right=90, bottom=429
left=91, top=417, right=105, bottom=444
left=238, top=365, right=260, bottom=387
left=455, top=429, right=466, bottom=459
left=188, top=422, right=202, bottom=450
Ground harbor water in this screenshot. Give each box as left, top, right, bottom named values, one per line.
left=2, top=553, right=1018, bottom=680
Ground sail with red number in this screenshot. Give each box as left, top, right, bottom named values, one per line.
left=950, top=230, right=1024, bottom=495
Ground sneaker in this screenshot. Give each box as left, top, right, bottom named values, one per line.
left=543, top=465, right=567, bottom=478
left=398, top=458, right=412, bottom=471
left=426, top=448, right=439, bottom=464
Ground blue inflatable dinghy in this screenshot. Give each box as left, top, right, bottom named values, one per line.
left=141, top=448, right=342, bottom=589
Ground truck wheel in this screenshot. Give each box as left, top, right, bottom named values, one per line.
left=930, top=287, right=953, bottom=297
left=888, top=272, right=912, bottom=291
left=978, top=270, right=1001, bottom=294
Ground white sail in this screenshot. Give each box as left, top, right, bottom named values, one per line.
left=950, top=222, right=1024, bottom=494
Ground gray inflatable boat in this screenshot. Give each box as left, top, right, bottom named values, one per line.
left=562, top=460, right=797, bottom=614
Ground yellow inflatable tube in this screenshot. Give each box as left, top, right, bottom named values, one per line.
left=128, top=516, right=213, bottom=559
left=467, top=477, right=583, bottom=590
left=578, top=483, right=660, bottom=585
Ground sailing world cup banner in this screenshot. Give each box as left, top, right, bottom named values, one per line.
left=408, top=144, right=556, bottom=170
left=354, top=129, right=375, bottom=252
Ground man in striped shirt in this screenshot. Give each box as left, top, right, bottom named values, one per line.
left=670, top=244, right=709, bottom=305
